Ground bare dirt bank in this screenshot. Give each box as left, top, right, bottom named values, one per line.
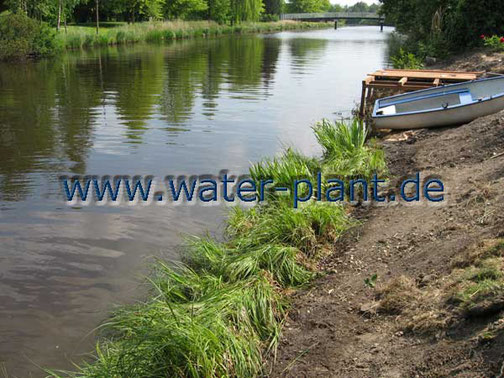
left=268, top=56, right=504, bottom=377
left=432, top=50, right=504, bottom=74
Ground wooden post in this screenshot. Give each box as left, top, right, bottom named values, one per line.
left=360, top=81, right=367, bottom=117
left=360, top=76, right=375, bottom=118
left=95, top=0, right=99, bottom=35
left=57, top=0, right=62, bottom=31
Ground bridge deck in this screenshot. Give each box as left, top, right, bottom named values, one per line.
left=281, top=12, right=382, bottom=20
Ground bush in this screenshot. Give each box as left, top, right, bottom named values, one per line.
left=115, top=30, right=126, bottom=44
left=0, top=11, right=58, bottom=60
left=444, top=0, right=504, bottom=51
left=66, top=34, right=83, bottom=49
left=390, top=48, right=424, bottom=69
left=482, top=35, right=504, bottom=52
left=96, top=33, right=111, bottom=46
left=31, top=21, right=59, bottom=55
left=261, top=14, right=280, bottom=22
left=145, top=29, right=164, bottom=42
left=163, top=29, right=176, bottom=40
left=381, top=0, right=504, bottom=54
left=83, top=33, right=96, bottom=47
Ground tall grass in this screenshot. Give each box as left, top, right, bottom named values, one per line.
left=67, top=272, right=279, bottom=377
left=56, top=20, right=330, bottom=50
left=314, top=119, right=387, bottom=180
left=51, top=119, right=385, bottom=377
left=227, top=200, right=353, bottom=255
left=249, top=148, right=320, bottom=200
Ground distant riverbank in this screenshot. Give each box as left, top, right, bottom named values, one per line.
left=57, top=20, right=331, bottom=50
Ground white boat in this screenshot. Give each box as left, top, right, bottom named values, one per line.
left=372, top=76, right=504, bottom=129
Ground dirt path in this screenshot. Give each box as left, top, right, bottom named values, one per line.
left=269, top=111, right=504, bottom=377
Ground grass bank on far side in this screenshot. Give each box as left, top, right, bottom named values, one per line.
left=57, top=20, right=331, bottom=50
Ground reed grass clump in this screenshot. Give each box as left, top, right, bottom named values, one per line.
left=250, top=148, right=320, bottom=200
left=53, top=119, right=385, bottom=377
left=228, top=200, right=352, bottom=254
left=184, top=236, right=313, bottom=287
left=314, top=118, right=387, bottom=180
left=73, top=274, right=278, bottom=377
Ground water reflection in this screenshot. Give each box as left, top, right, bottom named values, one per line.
left=0, top=26, right=392, bottom=376
left=288, top=38, right=328, bottom=74
left=0, top=37, right=283, bottom=199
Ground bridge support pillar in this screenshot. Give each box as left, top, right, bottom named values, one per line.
left=334, top=20, right=338, bottom=30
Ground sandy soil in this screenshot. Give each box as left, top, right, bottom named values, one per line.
left=432, top=50, right=504, bottom=74
left=267, top=57, right=504, bottom=376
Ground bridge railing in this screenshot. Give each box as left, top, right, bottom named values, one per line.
left=281, top=12, right=381, bottom=20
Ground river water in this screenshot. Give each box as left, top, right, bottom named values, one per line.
left=0, top=26, right=392, bottom=375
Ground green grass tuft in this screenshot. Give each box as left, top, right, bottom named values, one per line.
left=249, top=148, right=320, bottom=200
left=313, top=118, right=387, bottom=180
left=228, top=199, right=353, bottom=255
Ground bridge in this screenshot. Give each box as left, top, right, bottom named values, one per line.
left=280, top=12, right=384, bottom=30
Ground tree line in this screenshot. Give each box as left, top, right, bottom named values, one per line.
left=1, top=0, right=270, bottom=25
left=379, top=0, right=504, bottom=56
left=0, top=0, right=380, bottom=26
left=287, top=1, right=379, bottom=15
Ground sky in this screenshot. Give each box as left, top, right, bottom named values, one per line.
left=330, top=0, right=379, bottom=5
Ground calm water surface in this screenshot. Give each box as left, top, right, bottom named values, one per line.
left=0, top=26, right=392, bottom=375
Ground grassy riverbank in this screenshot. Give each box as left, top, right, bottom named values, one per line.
left=57, top=20, right=330, bottom=50
left=269, top=48, right=504, bottom=375
left=270, top=110, right=504, bottom=377
left=51, top=119, right=385, bottom=377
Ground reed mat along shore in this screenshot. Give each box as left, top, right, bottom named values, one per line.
left=48, top=119, right=386, bottom=377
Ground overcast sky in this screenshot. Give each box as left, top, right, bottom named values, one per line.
left=330, top=0, right=379, bottom=5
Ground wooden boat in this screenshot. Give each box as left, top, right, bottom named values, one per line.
left=372, top=76, right=504, bottom=129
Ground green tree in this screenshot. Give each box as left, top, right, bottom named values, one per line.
left=347, top=1, right=369, bottom=12
left=445, top=0, right=504, bottom=49
left=368, top=3, right=379, bottom=13
left=263, top=0, right=283, bottom=16
left=126, top=0, right=165, bottom=21
left=163, top=0, right=206, bottom=19
left=287, top=0, right=330, bottom=13
left=207, top=0, right=230, bottom=23
left=329, top=3, right=343, bottom=12
left=380, top=0, right=504, bottom=54
left=0, top=11, right=57, bottom=60
left=7, top=0, right=56, bottom=21
left=230, top=0, right=263, bottom=23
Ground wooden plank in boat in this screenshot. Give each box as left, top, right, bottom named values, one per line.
left=369, top=69, right=484, bottom=81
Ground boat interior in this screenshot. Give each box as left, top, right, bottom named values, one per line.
left=374, top=77, right=504, bottom=116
